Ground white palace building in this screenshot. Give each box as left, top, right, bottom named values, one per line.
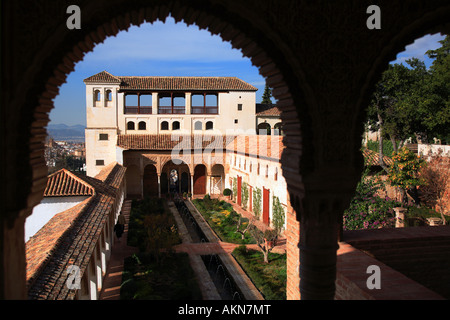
left=84, top=70, right=288, bottom=229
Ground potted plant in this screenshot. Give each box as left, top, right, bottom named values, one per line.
left=223, top=188, right=232, bottom=200
left=182, top=192, right=187, bottom=200
left=187, top=192, right=192, bottom=200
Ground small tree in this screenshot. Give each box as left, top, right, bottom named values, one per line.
left=253, top=187, right=262, bottom=219
left=248, top=223, right=278, bottom=263
left=387, top=146, right=426, bottom=205
left=236, top=216, right=250, bottom=240
left=248, top=219, right=278, bottom=264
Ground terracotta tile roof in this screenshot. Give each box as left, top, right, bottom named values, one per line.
left=44, top=169, right=95, bottom=197
left=256, top=104, right=281, bottom=116
left=26, top=163, right=126, bottom=300
left=84, top=71, right=257, bottom=91
left=117, top=134, right=227, bottom=150
left=83, top=70, right=121, bottom=83
left=362, top=148, right=393, bottom=167
left=25, top=197, right=92, bottom=287
left=226, top=135, right=285, bottom=160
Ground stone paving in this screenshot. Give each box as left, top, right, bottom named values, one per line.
left=99, top=200, right=137, bottom=300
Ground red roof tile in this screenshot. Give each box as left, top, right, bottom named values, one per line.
left=84, top=71, right=257, bottom=91
left=27, top=163, right=127, bottom=300
left=256, top=104, right=281, bottom=116
left=83, top=70, right=121, bottom=83
left=362, top=148, right=393, bottom=167
left=117, top=134, right=227, bottom=150
left=44, top=169, right=94, bottom=197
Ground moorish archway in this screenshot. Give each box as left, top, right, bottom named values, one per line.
left=143, top=164, right=158, bottom=197
left=161, top=160, right=190, bottom=195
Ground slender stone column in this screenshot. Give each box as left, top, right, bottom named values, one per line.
left=152, top=92, right=158, bottom=115
left=299, top=224, right=339, bottom=300
left=157, top=174, right=161, bottom=198
left=297, top=171, right=358, bottom=300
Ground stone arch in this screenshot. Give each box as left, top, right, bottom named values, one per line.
left=210, top=164, right=225, bottom=195
left=274, top=122, right=283, bottom=136
left=257, top=122, right=271, bottom=135
left=125, top=164, right=140, bottom=198
left=143, top=164, right=158, bottom=197
left=161, top=160, right=190, bottom=195
left=193, top=164, right=207, bottom=195
left=4, top=0, right=450, bottom=301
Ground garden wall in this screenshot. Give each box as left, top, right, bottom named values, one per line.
left=336, top=226, right=450, bottom=300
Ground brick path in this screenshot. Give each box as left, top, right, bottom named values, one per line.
left=99, top=200, right=137, bottom=300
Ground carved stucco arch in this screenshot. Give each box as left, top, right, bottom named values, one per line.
left=14, top=1, right=306, bottom=226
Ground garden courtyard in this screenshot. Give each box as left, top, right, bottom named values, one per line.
left=101, top=196, right=287, bottom=300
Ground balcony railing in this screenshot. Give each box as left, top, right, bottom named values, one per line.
left=191, top=106, right=218, bottom=114
left=124, top=106, right=152, bottom=114
left=158, top=106, right=185, bottom=114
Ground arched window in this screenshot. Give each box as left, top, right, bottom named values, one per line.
left=257, top=122, right=271, bottom=135
left=172, top=121, right=180, bottom=130
left=205, top=121, right=213, bottom=130
left=274, top=122, right=283, bottom=136
left=94, top=90, right=101, bottom=102
left=257, top=163, right=260, bottom=175
left=138, top=121, right=146, bottom=130
left=274, top=167, right=278, bottom=181
left=161, top=121, right=169, bottom=131
left=265, top=165, right=269, bottom=178
left=106, top=89, right=112, bottom=101
left=127, top=121, right=135, bottom=130
left=194, top=121, right=202, bottom=130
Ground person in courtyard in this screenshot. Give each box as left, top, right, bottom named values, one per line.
left=114, top=212, right=126, bottom=242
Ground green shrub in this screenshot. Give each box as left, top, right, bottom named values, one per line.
left=193, top=198, right=255, bottom=244
left=223, top=188, right=232, bottom=196
left=232, top=246, right=286, bottom=300
left=121, top=252, right=202, bottom=300
left=127, top=198, right=180, bottom=252
left=344, top=166, right=401, bottom=230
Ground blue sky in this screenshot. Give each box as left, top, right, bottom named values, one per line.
left=50, top=17, right=445, bottom=126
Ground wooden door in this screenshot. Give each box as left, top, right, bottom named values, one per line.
left=263, top=187, right=270, bottom=225
left=193, top=165, right=206, bottom=195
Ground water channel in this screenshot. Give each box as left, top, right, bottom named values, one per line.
left=173, top=198, right=243, bottom=300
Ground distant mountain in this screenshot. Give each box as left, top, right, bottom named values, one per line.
left=47, top=124, right=85, bottom=142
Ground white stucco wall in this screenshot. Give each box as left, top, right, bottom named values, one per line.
left=25, top=196, right=90, bottom=241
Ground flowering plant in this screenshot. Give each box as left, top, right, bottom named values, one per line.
left=343, top=165, right=401, bottom=230
left=387, top=146, right=426, bottom=204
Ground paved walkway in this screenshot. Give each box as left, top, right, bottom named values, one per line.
left=99, top=200, right=137, bottom=300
